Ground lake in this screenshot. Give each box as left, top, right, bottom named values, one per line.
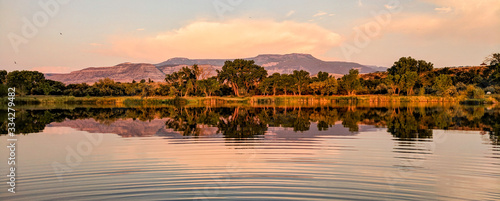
left=1, top=104, right=499, bottom=200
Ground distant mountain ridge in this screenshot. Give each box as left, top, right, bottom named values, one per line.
left=46, top=53, right=387, bottom=84
left=156, top=53, right=380, bottom=75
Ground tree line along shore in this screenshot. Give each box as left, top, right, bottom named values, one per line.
left=1, top=54, right=499, bottom=105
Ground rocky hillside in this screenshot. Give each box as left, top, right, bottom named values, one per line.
left=46, top=54, right=387, bottom=84
left=46, top=63, right=166, bottom=84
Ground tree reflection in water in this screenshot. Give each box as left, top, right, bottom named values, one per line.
left=1, top=105, right=499, bottom=144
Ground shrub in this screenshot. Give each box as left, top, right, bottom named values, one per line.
left=465, top=85, right=485, bottom=99
left=455, top=82, right=467, bottom=92
left=444, top=86, right=458, bottom=97
left=484, top=86, right=499, bottom=94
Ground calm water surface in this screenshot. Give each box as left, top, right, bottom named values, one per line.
left=0, top=106, right=499, bottom=200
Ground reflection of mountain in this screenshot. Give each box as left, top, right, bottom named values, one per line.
left=266, top=123, right=379, bottom=140
left=47, top=118, right=377, bottom=139
left=49, top=119, right=169, bottom=137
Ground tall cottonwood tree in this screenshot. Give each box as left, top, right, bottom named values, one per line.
left=260, top=73, right=282, bottom=96
left=197, top=77, right=220, bottom=97
left=310, top=77, right=338, bottom=96
left=217, top=59, right=267, bottom=96
left=165, top=65, right=201, bottom=97
left=292, top=70, right=310, bottom=95
left=433, top=74, right=453, bottom=96
left=387, top=57, right=433, bottom=95
left=340, top=69, right=361, bottom=96
left=6, top=70, right=46, bottom=95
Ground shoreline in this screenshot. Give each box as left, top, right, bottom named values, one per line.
left=1, top=95, right=497, bottom=107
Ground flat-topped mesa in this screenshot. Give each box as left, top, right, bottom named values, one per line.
left=160, top=57, right=191, bottom=65
left=46, top=63, right=166, bottom=84
left=255, top=53, right=315, bottom=59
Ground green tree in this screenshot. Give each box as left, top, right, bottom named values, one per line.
left=197, top=77, right=220, bottom=97
left=0, top=84, right=7, bottom=97
left=94, top=78, right=118, bottom=96
left=402, top=71, right=418, bottom=95
left=169, top=86, right=178, bottom=97
left=217, top=59, right=267, bottom=96
left=292, top=70, right=310, bottom=95
left=0, top=70, right=7, bottom=84
left=488, top=63, right=500, bottom=85
left=387, top=57, right=432, bottom=95
left=125, top=83, right=138, bottom=96
left=322, top=77, right=338, bottom=95
left=316, top=71, right=329, bottom=82
left=39, top=81, right=54, bottom=95
left=185, top=80, right=194, bottom=97
left=464, top=85, right=485, bottom=99
left=35, top=79, right=65, bottom=95
left=140, top=83, right=153, bottom=98
left=375, top=83, right=388, bottom=94
left=261, top=73, right=296, bottom=96
left=64, top=83, right=90, bottom=96
left=6, top=70, right=46, bottom=95
left=388, top=56, right=433, bottom=75
left=309, top=81, right=325, bottom=95
left=165, top=65, right=200, bottom=97
left=433, top=74, right=453, bottom=96
left=280, top=74, right=294, bottom=96
left=259, top=78, right=271, bottom=95
left=485, top=53, right=500, bottom=66
left=385, top=74, right=399, bottom=94
left=310, top=77, right=338, bottom=96
left=340, top=69, right=361, bottom=96
left=417, top=60, right=434, bottom=73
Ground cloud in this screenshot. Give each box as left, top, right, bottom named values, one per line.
left=386, top=0, right=500, bottom=43
left=358, top=0, right=363, bottom=7
left=312, top=11, right=334, bottom=18
left=384, top=4, right=395, bottom=9
left=286, top=10, right=295, bottom=17
left=313, top=11, right=327, bottom=17
left=97, top=19, right=342, bottom=61
left=136, top=28, right=145, bottom=31
left=434, top=7, right=452, bottom=13
left=89, top=43, right=103, bottom=46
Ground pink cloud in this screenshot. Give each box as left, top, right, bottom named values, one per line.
left=313, top=11, right=327, bottom=17
left=434, top=7, right=452, bottom=13
left=96, top=19, right=342, bottom=62
left=386, top=0, right=500, bottom=43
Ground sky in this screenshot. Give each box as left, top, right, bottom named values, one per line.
left=0, top=0, right=499, bottom=73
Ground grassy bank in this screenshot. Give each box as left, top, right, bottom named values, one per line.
left=1, top=94, right=497, bottom=107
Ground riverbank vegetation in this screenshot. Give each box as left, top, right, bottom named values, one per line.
left=1, top=53, right=499, bottom=104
